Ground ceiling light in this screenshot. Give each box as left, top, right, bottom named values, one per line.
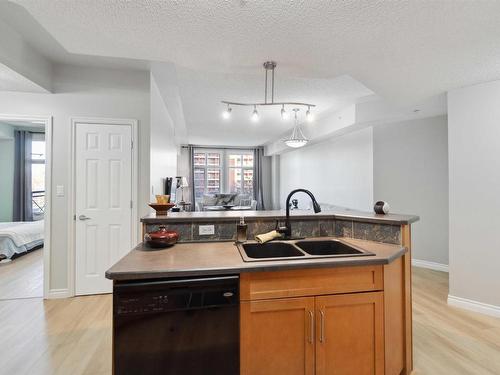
left=222, top=105, right=232, bottom=119
left=221, top=61, right=316, bottom=121
left=284, top=108, right=308, bottom=148
left=305, top=106, right=314, bottom=122
left=251, top=106, right=259, bottom=122
left=281, top=105, right=289, bottom=121
left=285, top=138, right=308, bottom=148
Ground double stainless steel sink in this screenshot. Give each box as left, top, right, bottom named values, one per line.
left=237, top=239, right=374, bottom=262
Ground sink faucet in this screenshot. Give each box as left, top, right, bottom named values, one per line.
left=277, top=189, right=321, bottom=239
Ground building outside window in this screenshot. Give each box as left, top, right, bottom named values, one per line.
left=30, top=134, right=45, bottom=220
left=193, top=148, right=254, bottom=204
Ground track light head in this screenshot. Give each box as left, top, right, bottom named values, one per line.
left=222, top=105, right=232, bottom=119
left=305, top=106, right=314, bottom=122
left=281, top=105, right=289, bottom=121
left=251, top=106, right=259, bottom=122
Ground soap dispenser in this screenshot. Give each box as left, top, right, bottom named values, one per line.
left=236, top=216, right=248, bottom=243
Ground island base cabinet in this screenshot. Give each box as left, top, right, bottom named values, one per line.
left=315, top=292, right=385, bottom=375
left=240, top=292, right=384, bottom=375
left=240, top=297, right=315, bottom=375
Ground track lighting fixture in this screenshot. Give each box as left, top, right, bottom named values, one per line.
left=221, top=61, right=315, bottom=122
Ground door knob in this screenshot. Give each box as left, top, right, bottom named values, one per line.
left=78, top=215, right=91, bottom=221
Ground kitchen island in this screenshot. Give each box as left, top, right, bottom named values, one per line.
left=107, top=210, right=418, bottom=375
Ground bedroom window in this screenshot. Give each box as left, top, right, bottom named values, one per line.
left=30, top=135, right=45, bottom=220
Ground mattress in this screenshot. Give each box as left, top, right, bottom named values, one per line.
left=0, top=221, right=44, bottom=259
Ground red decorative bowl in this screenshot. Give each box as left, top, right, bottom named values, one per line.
left=144, top=225, right=179, bottom=248
left=148, top=203, right=176, bottom=216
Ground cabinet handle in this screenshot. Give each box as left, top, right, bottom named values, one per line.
left=320, top=310, right=325, bottom=343
left=308, top=310, right=314, bottom=343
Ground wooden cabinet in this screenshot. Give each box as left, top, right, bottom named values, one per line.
left=240, top=297, right=315, bottom=375
left=241, top=292, right=384, bottom=375
left=315, top=292, right=384, bottom=375
left=239, top=261, right=404, bottom=375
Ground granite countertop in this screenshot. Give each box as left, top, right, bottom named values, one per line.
left=105, top=237, right=407, bottom=281
left=141, top=208, right=419, bottom=225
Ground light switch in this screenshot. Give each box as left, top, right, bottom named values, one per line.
left=56, top=185, right=64, bottom=197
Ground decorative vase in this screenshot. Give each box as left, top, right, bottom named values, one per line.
left=144, top=225, right=179, bottom=248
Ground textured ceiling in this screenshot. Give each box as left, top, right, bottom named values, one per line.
left=176, top=68, right=373, bottom=145
left=0, top=1, right=149, bottom=71
left=12, top=0, right=500, bottom=105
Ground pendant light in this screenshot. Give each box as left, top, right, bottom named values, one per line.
left=284, top=109, right=308, bottom=148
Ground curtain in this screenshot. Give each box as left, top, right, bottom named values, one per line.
left=188, top=145, right=195, bottom=209
left=13, top=130, right=33, bottom=221
left=253, top=147, right=265, bottom=210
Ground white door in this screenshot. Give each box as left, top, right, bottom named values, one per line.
left=75, top=122, right=132, bottom=295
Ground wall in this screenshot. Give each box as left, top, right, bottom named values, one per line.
left=448, top=80, right=500, bottom=310
left=0, top=64, right=150, bottom=294
left=0, top=123, right=14, bottom=221
left=373, top=115, right=449, bottom=266
left=279, top=127, right=373, bottom=211
left=261, top=155, right=273, bottom=210
left=150, top=74, right=177, bottom=200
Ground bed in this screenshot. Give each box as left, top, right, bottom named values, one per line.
left=0, top=221, right=44, bottom=261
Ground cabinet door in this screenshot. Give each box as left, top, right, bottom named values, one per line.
left=240, top=297, right=315, bottom=375
left=316, top=292, right=384, bottom=375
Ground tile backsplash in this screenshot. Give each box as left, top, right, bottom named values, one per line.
left=144, top=218, right=402, bottom=245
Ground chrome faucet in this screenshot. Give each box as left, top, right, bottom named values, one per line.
left=277, top=189, right=321, bottom=239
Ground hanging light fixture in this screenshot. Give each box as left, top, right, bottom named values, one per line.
left=284, top=108, right=308, bottom=148
left=221, top=61, right=316, bottom=122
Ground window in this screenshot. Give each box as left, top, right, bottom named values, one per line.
left=193, top=151, right=222, bottom=201
left=228, top=152, right=254, bottom=195
left=192, top=148, right=254, bottom=204
left=30, top=134, right=45, bottom=220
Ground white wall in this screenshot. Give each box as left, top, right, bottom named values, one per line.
left=448, top=80, right=500, bottom=309
left=0, top=64, right=150, bottom=294
left=279, top=127, right=373, bottom=211
left=150, top=74, right=177, bottom=200
left=0, top=123, right=14, bottom=221
left=373, top=116, right=449, bottom=265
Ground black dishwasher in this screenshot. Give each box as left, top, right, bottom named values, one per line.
left=113, top=275, right=239, bottom=375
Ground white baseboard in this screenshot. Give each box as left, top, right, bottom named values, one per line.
left=447, top=295, right=500, bottom=318
left=412, top=258, right=449, bottom=272
left=46, top=288, right=71, bottom=299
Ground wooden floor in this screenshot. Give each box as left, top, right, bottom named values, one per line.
left=412, top=268, right=500, bottom=375
left=0, top=267, right=499, bottom=374
left=0, top=248, right=43, bottom=300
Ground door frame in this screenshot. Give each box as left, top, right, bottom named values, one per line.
left=68, top=117, right=138, bottom=297
left=0, top=114, right=53, bottom=299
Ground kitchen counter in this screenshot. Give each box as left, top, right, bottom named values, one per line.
left=141, top=207, right=419, bottom=225
left=105, top=237, right=406, bottom=281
